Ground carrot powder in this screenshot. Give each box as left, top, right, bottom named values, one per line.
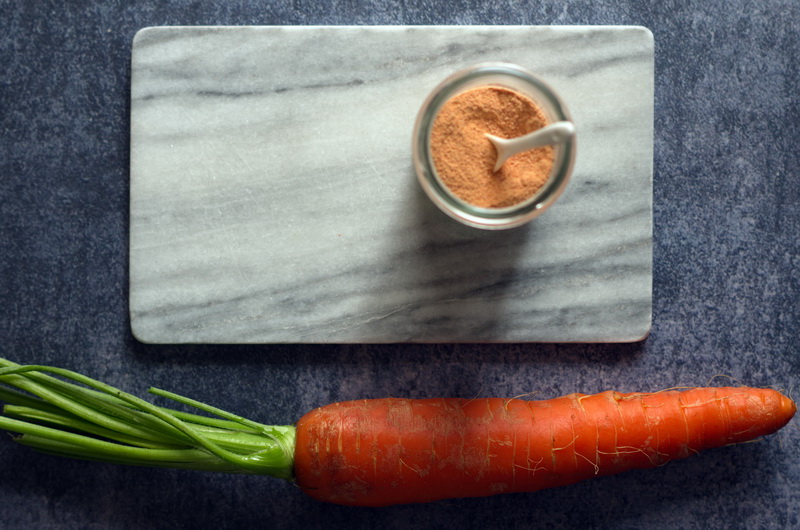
left=294, top=387, right=796, bottom=506
left=430, top=86, right=555, bottom=208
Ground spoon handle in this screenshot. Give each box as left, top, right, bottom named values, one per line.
left=486, top=121, right=575, bottom=171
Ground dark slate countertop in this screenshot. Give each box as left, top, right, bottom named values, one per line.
left=1, top=2, right=798, bottom=529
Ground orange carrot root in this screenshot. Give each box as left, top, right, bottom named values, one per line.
left=293, top=388, right=796, bottom=506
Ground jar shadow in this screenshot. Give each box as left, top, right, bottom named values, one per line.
left=355, top=168, right=535, bottom=342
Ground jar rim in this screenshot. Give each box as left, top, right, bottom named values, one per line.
left=412, top=63, right=576, bottom=230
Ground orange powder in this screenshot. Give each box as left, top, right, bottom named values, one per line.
left=429, top=86, right=555, bottom=209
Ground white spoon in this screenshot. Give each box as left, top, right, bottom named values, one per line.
left=485, top=121, right=575, bottom=172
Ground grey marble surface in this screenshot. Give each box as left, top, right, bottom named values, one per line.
left=130, top=26, right=653, bottom=343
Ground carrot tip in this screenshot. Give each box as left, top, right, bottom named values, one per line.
left=780, top=393, right=797, bottom=420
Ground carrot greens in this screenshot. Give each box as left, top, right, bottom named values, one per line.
left=0, top=358, right=295, bottom=479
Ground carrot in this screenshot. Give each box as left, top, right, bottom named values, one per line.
left=294, top=391, right=796, bottom=506
left=0, top=358, right=795, bottom=507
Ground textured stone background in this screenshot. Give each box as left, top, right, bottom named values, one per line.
left=1, top=1, right=798, bottom=528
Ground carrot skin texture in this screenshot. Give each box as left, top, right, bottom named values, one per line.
left=293, top=388, right=796, bottom=506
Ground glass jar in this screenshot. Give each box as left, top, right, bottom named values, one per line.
left=412, top=63, right=576, bottom=230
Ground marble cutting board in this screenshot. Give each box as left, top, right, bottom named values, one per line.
left=129, top=25, right=654, bottom=344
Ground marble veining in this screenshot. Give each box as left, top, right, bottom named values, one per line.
left=129, top=25, right=654, bottom=343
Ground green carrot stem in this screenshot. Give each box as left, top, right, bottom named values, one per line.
left=15, top=434, right=242, bottom=472
left=0, top=358, right=296, bottom=480
left=3, top=405, right=183, bottom=450
left=0, top=374, right=259, bottom=435
left=0, top=384, right=63, bottom=411
left=150, top=407, right=263, bottom=433
left=1, top=372, right=190, bottom=446
left=148, top=387, right=296, bottom=459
